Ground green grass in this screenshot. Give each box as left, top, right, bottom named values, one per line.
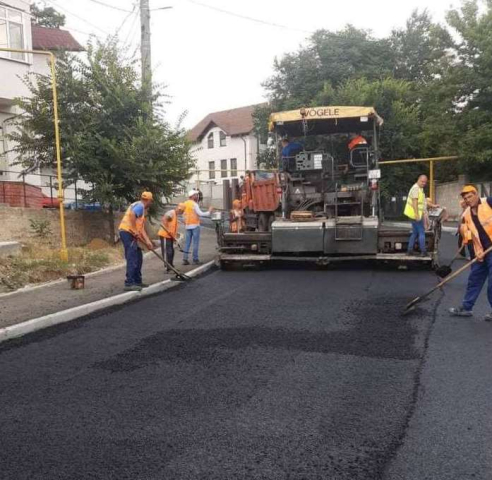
left=0, top=245, right=122, bottom=292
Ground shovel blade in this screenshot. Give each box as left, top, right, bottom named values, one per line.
left=435, top=265, right=452, bottom=278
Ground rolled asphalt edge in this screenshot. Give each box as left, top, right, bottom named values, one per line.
left=0, top=260, right=216, bottom=344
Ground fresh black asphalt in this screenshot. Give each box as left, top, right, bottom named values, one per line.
left=1, top=234, right=491, bottom=479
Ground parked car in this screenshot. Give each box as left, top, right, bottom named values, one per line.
left=41, top=195, right=60, bottom=208
left=65, top=201, right=102, bottom=211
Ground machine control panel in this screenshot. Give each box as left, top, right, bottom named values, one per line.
left=295, top=152, right=326, bottom=170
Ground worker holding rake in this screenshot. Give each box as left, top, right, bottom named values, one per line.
left=118, top=192, right=154, bottom=292
left=449, top=185, right=492, bottom=320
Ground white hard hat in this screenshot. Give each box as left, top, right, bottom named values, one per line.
left=188, top=189, right=199, bottom=197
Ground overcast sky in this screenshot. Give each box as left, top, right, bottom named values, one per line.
left=47, top=0, right=459, bottom=129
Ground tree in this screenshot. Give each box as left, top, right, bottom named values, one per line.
left=446, top=0, right=492, bottom=178
left=391, top=10, right=454, bottom=83
left=263, top=25, right=395, bottom=110
left=8, top=39, right=193, bottom=241
left=31, top=3, right=66, bottom=29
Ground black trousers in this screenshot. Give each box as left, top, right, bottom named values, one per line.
left=160, top=237, right=175, bottom=269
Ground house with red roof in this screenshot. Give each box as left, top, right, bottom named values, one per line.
left=0, top=0, right=83, bottom=204
left=187, top=104, right=267, bottom=188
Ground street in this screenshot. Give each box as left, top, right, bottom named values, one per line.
left=1, top=234, right=492, bottom=480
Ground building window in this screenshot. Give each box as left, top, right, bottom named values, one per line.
left=220, top=131, right=227, bottom=147
left=230, top=158, right=237, bottom=177
left=207, top=132, right=214, bottom=149
left=208, top=161, right=215, bottom=180
left=0, top=7, right=26, bottom=61
left=221, top=159, right=227, bottom=178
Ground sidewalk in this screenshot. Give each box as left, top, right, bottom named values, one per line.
left=0, top=228, right=217, bottom=330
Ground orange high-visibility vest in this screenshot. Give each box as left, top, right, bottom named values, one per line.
left=183, top=200, right=200, bottom=227
left=119, top=202, right=146, bottom=235
left=229, top=209, right=245, bottom=233
left=461, top=198, right=492, bottom=257
left=348, top=135, right=368, bottom=151
left=158, top=210, right=178, bottom=239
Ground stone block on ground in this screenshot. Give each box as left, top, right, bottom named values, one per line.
left=0, top=242, right=22, bottom=258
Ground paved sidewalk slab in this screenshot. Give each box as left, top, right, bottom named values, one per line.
left=0, top=228, right=217, bottom=329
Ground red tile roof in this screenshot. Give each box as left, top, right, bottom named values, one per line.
left=188, top=104, right=265, bottom=142
left=31, top=24, right=84, bottom=52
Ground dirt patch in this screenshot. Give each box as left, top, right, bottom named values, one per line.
left=87, top=238, right=111, bottom=251
left=0, top=243, right=124, bottom=292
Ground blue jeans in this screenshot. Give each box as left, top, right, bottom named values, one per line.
left=184, top=227, right=200, bottom=262
left=463, top=252, right=492, bottom=311
left=408, top=219, right=426, bottom=253
left=120, top=230, right=143, bottom=286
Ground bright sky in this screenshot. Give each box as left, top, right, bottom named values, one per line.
left=46, top=0, right=459, bottom=129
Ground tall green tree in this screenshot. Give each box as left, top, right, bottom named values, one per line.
left=31, top=3, right=66, bottom=28
left=263, top=25, right=394, bottom=109
left=446, top=0, right=492, bottom=178
left=8, top=39, right=193, bottom=241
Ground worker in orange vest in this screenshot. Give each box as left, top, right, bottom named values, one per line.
left=348, top=134, right=368, bottom=151
left=118, top=192, right=154, bottom=291
left=182, top=189, right=213, bottom=265
left=158, top=203, right=185, bottom=272
left=230, top=199, right=245, bottom=233
left=450, top=185, right=492, bottom=320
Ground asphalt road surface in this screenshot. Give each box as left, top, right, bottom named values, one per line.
left=1, top=234, right=492, bottom=480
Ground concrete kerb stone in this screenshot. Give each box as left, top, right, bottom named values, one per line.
left=0, top=260, right=216, bottom=344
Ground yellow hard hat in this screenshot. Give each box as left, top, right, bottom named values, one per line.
left=460, top=185, right=477, bottom=196
left=141, top=191, right=153, bottom=201
left=233, top=199, right=242, bottom=208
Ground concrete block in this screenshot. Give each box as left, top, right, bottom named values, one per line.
left=0, top=241, right=22, bottom=258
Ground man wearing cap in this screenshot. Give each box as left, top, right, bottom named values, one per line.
left=280, top=137, right=303, bottom=171
left=182, top=190, right=213, bottom=265
left=450, top=185, right=492, bottom=320
left=404, top=174, right=429, bottom=256
left=118, top=192, right=154, bottom=291
left=158, top=203, right=185, bottom=272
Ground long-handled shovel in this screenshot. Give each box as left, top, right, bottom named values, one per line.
left=435, top=244, right=465, bottom=278
left=137, top=240, right=191, bottom=282
left=403, top=245, right=492, bottom=315
left=160, top=223, right=189, bottom=254
left=148, top=248, right=192, bottom=281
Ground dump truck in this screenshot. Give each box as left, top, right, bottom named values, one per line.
left=213, top=106, right=444, bottom=268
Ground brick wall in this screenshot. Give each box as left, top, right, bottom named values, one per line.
left=0, top=206, right=124, bottom=246
left=0, top=182, right=44, bottom=208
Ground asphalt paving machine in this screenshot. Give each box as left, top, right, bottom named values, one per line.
left=214, top=106, right=444, bottom=268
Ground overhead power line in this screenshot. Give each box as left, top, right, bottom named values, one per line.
left=44, top=0, right=109, bottom=35
left=84, top=0, right=133, bottom=14
left=184, top=0, right=312, bottom=34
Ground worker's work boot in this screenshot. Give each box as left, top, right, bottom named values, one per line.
left=449, top=306, right=473, bottom=317
left=406, top=250, right=414, bottom=256
left=124, top=285, right=142, bottom=292
left=137, top=283, right=149, bottom=288
left=484, top=312, right=492, bottom=322
left=182, top=260, right=190, bottom=266
left=193, top=260, right=202, bottom=265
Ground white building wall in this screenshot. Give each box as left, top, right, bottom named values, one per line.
left=189, top=126, right=259, bottom=186
left=0, top=0, right=33, bottom=103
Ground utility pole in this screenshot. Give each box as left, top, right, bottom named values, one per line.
left=140, top=0, right=152, bottom=91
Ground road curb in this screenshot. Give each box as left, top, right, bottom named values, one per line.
left=0, top=260, right=215, bottom=344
